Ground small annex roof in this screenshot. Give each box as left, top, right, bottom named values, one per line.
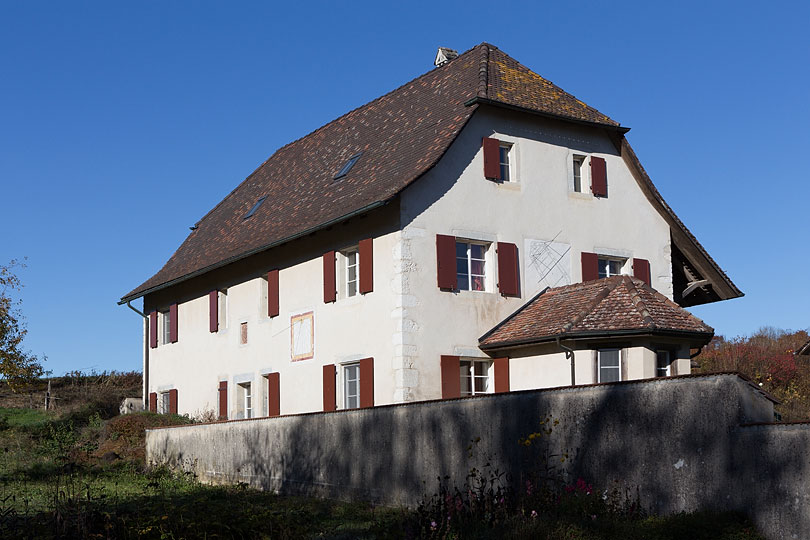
left=798, top=338, right=810, bottom=356
left=121, top=43, right=739, bottom=305
left=479, top=276, right=714, bottom=351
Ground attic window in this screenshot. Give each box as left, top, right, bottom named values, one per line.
left=334, top=152, right=362, bottom=180
left=243, top=196, right=266, bottom=220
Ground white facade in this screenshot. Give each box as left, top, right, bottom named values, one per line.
left=142, top=107, right=693, bottom=418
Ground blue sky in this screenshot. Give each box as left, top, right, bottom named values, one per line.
left=1, top=1, right=807, bottom=376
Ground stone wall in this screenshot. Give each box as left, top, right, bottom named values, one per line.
left=146, top=373, right=808, bottom=540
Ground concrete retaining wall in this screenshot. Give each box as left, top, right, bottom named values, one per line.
left=146, top=373, right=809, bottom=540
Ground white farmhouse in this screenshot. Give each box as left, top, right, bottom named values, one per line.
left=120, top=43, right=741, bottom=419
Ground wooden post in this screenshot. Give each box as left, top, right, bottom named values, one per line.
left=45, top=380, right=51, bottom=411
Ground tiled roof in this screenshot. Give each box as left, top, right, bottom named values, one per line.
left=479, top=276, right=714, bottom=350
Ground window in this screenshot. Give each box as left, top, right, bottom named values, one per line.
left=334, top=152, right=362, bottom=180
left=343, top=363, right=360, bottom=409
left=656, top=351, right=671, bottom=377
left=598, top=257, right=625, bottom=279
left=161, top=311, right=171, bottom=345
left=460, top=359, right=491, bottom=396
left=598, top=349, right=621, bottom=383
left=499, top=143, right=512, bottom=182
left=456, top=241, right=488, bottom=291
left=572, top=154, right=585, bottom=192
left=345, top=249, right=358, bottom=297
left=237, top=382, right=252, bottom=419
left=240, top=322, right=248, bottom=345
left=243, top=196, right=266, bottom=220
left=219, top=289, right=228, bottom=330
left=159, top=391, right=171, bottom=414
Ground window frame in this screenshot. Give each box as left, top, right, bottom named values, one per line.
left=597, top=348, right=622, bottom=383
left=498, top=142, right=513, bottom=182
left=161, top=310, right=171, bottom=345
left=569, top=152, right=591, bottom=194
left=597, top=256, right=626, bottom=279
left=459, top=358, right=492, bottom=397
left=455, top=240, right=491, bottom=292
left=159, top=391, right=171, bottom=414
left=343, top=362, right=360, bottom=409
left=218, top=289, right=228, bottom=331
left=656, top=350, right=671, bottom=377
left=236, top=381, right=253, bottom=419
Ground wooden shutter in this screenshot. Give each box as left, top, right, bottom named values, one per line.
left=267, top=373, right=280, bottom=417
left=149, top=392, right=157, bottom=412
left=169, top=389, right=178, bottom=414
left=436, top=234, right=456, bottom=290
left=149, top=311, right=158, bottom=348
left=482, top=137, right=501, bottom=180
left=323, top=251, right=336, bottom=303
left=169, top=303, right=178, bottom=343
left=633, top=258, right=651, bottom=286
left=359, top=238, right=373, bottom=294
left=493, top=357, right=510, bottom=393
left=323, top=364, right=336, bottom=411
left=218, top=381, right=228, bottom=421
left=440, top=355, right=461, bottom=399
left=497, top=242, right=519, bottom=297
left=267, top=270, right=279, bottom=317
left=359, top=357, right=374, bottom=408
left=209, top=291, right=218, bottom=332
left=590, top=156, right=607, bottom=197
left=581, top=252, right=599, bottom=282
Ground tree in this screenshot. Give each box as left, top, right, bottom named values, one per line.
left=0, top=260, right=44, bottom=389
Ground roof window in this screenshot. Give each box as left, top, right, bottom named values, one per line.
left=243, top=196, right=266, bottom=220
left=334, top=152, right=363, bottom=180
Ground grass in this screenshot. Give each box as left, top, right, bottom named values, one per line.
left=0, top=372, right=768, bottom=538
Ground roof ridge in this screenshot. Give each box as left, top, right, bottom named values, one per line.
left=562, top=278, right=621, bottom=333
left=624, top=276, right=655, bottom=329
left=477, top=42, right=489, bottom=98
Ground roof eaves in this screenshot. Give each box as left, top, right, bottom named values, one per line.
left=479, top=327, right=715, bottom=352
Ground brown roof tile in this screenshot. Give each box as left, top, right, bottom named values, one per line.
left=479, top=276, right=714, bottom=349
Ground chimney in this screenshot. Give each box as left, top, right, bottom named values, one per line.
left=434, top=47, right=459, bottom=67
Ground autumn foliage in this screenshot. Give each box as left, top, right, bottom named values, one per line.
left=694, top=328, right=810, bottom=421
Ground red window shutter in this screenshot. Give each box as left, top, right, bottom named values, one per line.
left=209, top=291, right=218, bottom=332
left=149, top=311, right=158, bottom=348
left=581, top=252, right=599, bottom=282
left=590, top=156, right=607, bottom=197
left=359, top=238, right=373, bottom=294
left=482, top=137, right=501, bottom=180
left=323, top=364, right=336, bottom=412
left=359, top=357, right=374, bottom=408
left=149, top=392, right=157, bottom=412
left=169, top=389, right=178, bottom=414
left=497, top=242, right=519, bottom=297
left=440, top=355, right=461, bottom=399
left=436, top=234, right=456, bottom=290
left=267, top=373, right=280, bottom=417
left=323, top=251, right=336, bottom=303
left=169, top=303, right=178, bottom=343
left=218, top=381, right=228, bottom=421
left=633, top=258, right=651, bottom=286
left=267, top=270, right=279, bottom=317
left=493, top=357, right=510, bottom=393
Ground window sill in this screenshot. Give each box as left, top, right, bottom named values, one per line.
left=495, top=181, right=521, bottom=192
left=568, top=191, right=593, bottom=201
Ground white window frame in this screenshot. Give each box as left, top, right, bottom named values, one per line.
left=499, top=142, right=513, bottom=182
left=237, top=381, right=252, bottom=419
left=656, top=350, right=671, bottom=377
left=219, top=289, right=228, bottom=331
left=459, top=358, right=492, bottom=396
left=159, top=391, right=171, bottom=414
left=598, top=349, right=622, bottom=383
left=455, top=240, right=491, bottom=292
left=343, top=362, right=360, bottom=409
left=569, top=152, right=591, bottom=194
left=161, top=310, right=171, bottom=345
left=597, top=256, right=627, bottom=279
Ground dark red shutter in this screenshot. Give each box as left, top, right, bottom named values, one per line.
left=493, top=357, right=510, bottom=393
left=633, top=258, right=651, bottom=286
left=581, top=252, right=599, bottom=282
left=436, top=234, right=456, bottom=290
left=149, top=392, right=157, bottom=412
left=267, top=270, right=279, bottom=317
left=209, top=291, right=218, bottom=332
left=169, top=303, right=178, bottom=343
left=323, top=364, right=336, bottom=412
left=169, top=389, right=178, bottom=414
left=323, top=251, right=336, bottom=303
left=590, top=157, right=607, bottom=197
left=267, top=373, right=280, bottom=417
left=149, top=311, right=158, bottom=348
left=440, top=355, right=461, bottom=399
left=359, top=238, right=373, bottom=294
left=359, top=357, right=374, bottom=408
left=218, top=381, right=228, bottom=421
left=482, top=137, right=501, bottom=180
left=497, top=242, right=519, bottom=297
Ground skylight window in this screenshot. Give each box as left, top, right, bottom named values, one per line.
left=334, top=152, right=362, bottom=180
left=243, top=196, right=266, bottom=220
